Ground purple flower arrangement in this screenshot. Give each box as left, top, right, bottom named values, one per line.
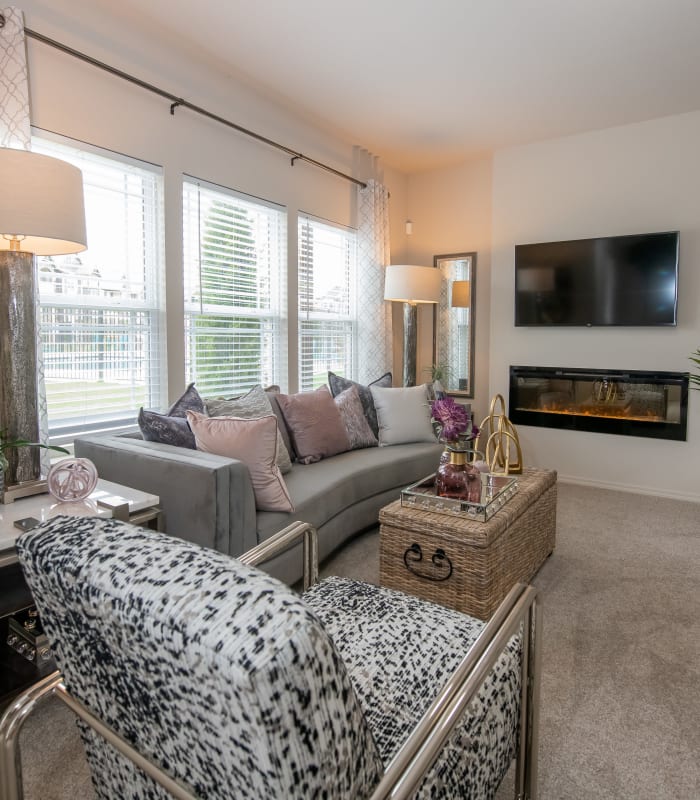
left=430, top=397, right=479, bottom=442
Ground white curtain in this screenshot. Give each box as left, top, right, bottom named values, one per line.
left=1, top=7, right=51, bottom=467
left=356, top=149, right=392, bottom=384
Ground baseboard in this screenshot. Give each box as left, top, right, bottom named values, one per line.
left=557, top=473, right=700, bottom=504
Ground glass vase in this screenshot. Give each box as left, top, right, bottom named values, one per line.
left=435, top=443, right=482, bottom=502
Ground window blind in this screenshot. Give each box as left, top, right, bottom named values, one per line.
left=298, top=216, right=357, bottom=391
left=183, top=179, right=287, bottom=397
left=33, top=135, right=165, bottom=443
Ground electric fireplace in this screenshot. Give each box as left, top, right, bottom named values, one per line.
left=509, top=366, right=688, bottom=441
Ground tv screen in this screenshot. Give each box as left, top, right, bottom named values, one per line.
left=514, top=231, right=679, bottom=326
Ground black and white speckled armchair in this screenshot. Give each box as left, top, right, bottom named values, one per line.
left=0, top=516, right=541, bottom=800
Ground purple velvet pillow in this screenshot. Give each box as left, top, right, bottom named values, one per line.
left=276, top=386, right=350, bottom=464
left=333, top=385, right=378, bottom=450
left=138, top=383, right=205, bottom=449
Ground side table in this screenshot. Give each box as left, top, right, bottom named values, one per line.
left=0, top=479, right=162, bottom=708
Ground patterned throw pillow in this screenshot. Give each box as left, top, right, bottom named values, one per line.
left=205, top=385, right=293, bottom=474
left=333, top=385, right=378, bottom=450
left=138, top=382, right=205, bottom=449
left=186, top=411, right=294, bottom=512
left=276, top=386, right=350, bottom=465
left=327, top=371, right=392, bottom=438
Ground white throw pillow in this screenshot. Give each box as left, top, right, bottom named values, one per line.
left=369, top=384, right=437, bottom=446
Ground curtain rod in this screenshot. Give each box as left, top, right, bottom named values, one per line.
left=18, top=24, right=367, bottom=189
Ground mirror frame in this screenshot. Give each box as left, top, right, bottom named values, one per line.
left=432, top=252, right=477, bottom=398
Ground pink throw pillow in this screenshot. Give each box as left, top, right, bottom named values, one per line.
left=186, top=411, right=293, bottom=512
left=276, top=386, right=350, bottom=464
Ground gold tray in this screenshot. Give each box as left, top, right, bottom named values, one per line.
left=400, top=472, right=518, bottom=522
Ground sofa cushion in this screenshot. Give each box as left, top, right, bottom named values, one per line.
left=205, top=384, right=292, bottom=474
left=328, top=371, right=392, bottom=438
left=187, top=411, right=293, bottom=512
left=333, top=385, right=377, bottom=450
left=370, top=384, right=437, bottom=446
left=276, top=386, right=350, bottom=465
left=256, top=441, right=443, bottom=544
left=138, top=382, right=205, bottom=449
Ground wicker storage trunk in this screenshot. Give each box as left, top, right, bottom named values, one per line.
left=379, top=467, right=557, bottom=619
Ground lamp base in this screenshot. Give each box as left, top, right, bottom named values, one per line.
left=402, top=302, right=418, bottom=387
left=1, top=478, right=48, bottom=504
left=0, top=250, right=41, bottom=485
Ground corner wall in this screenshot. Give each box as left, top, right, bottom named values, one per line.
left=491, top=112, right=700, bottom=500
left=405, top=158, right=493, bottom=416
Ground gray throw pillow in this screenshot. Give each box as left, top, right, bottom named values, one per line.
left=205, top=384, right=293, bottom=474
left=137, top=383, right=205, bottom=449
left=328, top=371, right=392, bottom=438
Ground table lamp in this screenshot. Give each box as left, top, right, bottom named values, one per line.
left=0, top=147, right=86, bottom=496
left=384, top=264, right=441, bottom=386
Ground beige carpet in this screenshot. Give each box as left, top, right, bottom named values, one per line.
left=14, top=482, right=700, bottom=798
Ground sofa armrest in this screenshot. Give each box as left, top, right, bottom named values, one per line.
left=74, top=435, right=257, bottom=556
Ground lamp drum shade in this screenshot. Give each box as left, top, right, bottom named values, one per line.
left=451, top=280, right=470, bottom=308
left=0, top=148, right=87, bottom=255
left=384, top=264, right=441, bottom=304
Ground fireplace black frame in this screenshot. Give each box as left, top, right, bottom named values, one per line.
left=509, top=366, right=689, bottom=441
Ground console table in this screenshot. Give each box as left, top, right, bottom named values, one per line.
left=0, top=480, right=161, bottom=708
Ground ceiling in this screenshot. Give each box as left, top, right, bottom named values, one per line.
left=36, top=0, right=700, bottom=172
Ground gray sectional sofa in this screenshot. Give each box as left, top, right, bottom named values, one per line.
left=74, top=432, right=443, bottom=584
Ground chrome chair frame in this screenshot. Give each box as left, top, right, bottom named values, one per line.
left=0, top=520, right=541, bottom=800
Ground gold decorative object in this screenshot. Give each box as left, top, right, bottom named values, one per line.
left=475, top=394, right=523, bottom=475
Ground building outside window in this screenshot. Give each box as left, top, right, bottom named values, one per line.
left=183, top=178, right=287, bottom=397
left=298, top=215, right=357, bottom=391
left=33, top=133, right=165, bottom=444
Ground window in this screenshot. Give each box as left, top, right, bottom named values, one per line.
left=33, top=134, right=165, bottom=443
left=183, top=179, right=287, bottom=397
left=298, top=216, right=357, bottom=391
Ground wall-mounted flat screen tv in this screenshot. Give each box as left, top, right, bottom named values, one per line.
left=514, top=231, right=679, bottom=326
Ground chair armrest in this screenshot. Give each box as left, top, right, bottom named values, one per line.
left=369, top=582, right=542, bottom=800
left=238, top=521, right=319, bottom=591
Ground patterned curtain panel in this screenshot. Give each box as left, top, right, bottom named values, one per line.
left=0, top=6, right=50, bottom=467
left=356, top=178, right=392, bottom=384
left=0, top=7, right=29, bottom=148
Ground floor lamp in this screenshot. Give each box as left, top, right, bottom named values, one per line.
left=384, top=265, right=441, bottom=387
left=0, top=147, right=86, bottom=495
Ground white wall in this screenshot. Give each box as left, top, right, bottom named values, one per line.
left=491, top=112, right=700, bottom=501
left=19, top=0, right=410, bottom=398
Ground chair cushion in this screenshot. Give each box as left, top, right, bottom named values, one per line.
left=17, top=517, right=383, bottom=800
left=304, top=576, right=521, bottom=799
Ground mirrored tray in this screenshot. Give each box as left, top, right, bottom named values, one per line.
left=400, top=472, right=518, bottom=522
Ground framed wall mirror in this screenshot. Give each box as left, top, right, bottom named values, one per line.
left=433, top=252, right=476, bottom=397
